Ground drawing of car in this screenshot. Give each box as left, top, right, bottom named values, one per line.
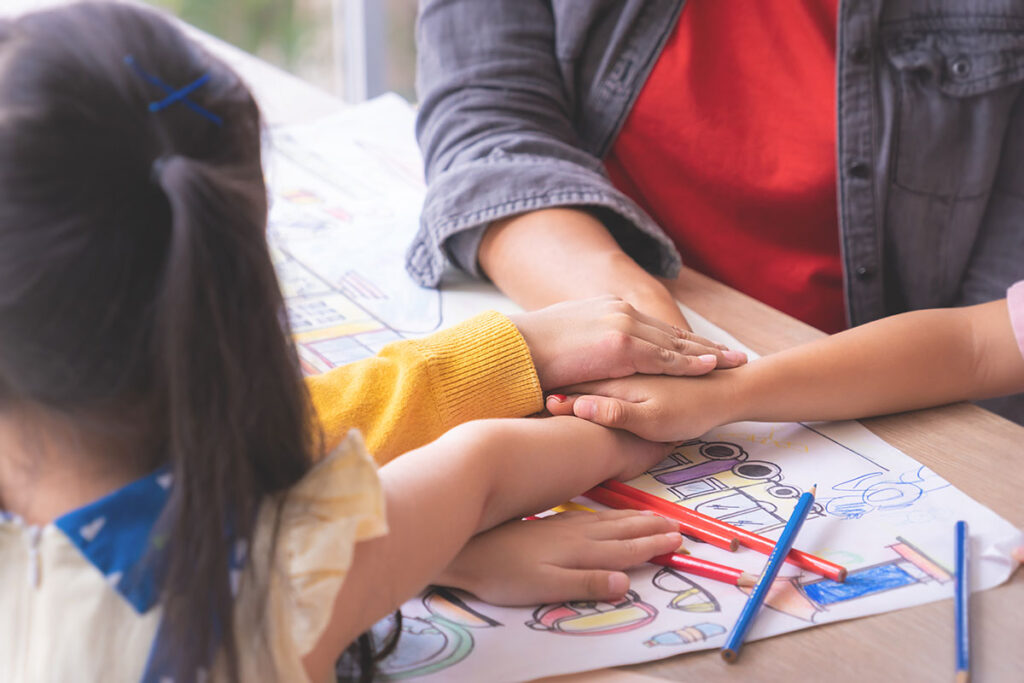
left=644, top=440, right=816, bottom=533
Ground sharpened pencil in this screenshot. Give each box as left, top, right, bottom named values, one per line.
left=601, top=479, right=845, bottom=582
left=721, top=485, right=818, bottom=663
left=650, top=552, right=757, bottom=587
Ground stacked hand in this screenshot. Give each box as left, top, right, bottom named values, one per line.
left=510, top=296, right=746, bottom=390
left=437, top=509, right=682, bottom=605
left=544, top=374, right=732, bottom=443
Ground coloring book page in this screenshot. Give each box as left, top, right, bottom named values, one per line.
left=265, top=94, right=518, bottom=374
left=266, top=95, right=1022, bottom=683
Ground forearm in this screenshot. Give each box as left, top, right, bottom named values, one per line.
left=305, top=312, right=542, bottom=464
left=463, top=418, right=662, bottom=530
left=480, top=208, right=689, bottom=328
left=730, top=300, right=1024, bottom=422
left=306, top=417, right=667, bottom=674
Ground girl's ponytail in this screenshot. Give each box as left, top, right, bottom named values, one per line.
left=0, top=4, right=316, bottom=679
left=149, top=155, right=315, bottom=679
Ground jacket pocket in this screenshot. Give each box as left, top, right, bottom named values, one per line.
left=883, top=18, right=1024, bottom=198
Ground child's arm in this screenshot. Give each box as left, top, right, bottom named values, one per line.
left=302, top=416, right=679, bottom=679
left=547, top=298, right=1024, bottom=440
left=308, top=297, right=743, bottom=463
left=306, top=310, right=540, bottom=463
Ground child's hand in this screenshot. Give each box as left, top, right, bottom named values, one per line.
left=436, top=510, right=682, bottom=606
left=509, top=296, right=746, bottom=390
left=545, top=374, right=737, bottom=442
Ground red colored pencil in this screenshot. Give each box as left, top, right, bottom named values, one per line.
left=651, top=552, right=758, bottom=587
left=583, top=486, right=740, bottom=552
left=601, top=479, right=847, bottom=582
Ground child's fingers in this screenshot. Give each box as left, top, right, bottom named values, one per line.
left=548, top=393, right=655, bottom=438
left=591, top=508, right=657, bottom=521
left=551, top=508, right=646, bottom=522
left=577, top=532, right=683, bottom=569
left=545, top=393, right=578, bottom=416
left=613, top=322, right=718, bottom=375
left=533, top=566, right=633, bottom=603
left=623, top=308, right=746, bottom=368
left=584, top=512, right=679, bottom=541
left=538, top=509, right=595, bottom=521
left=572, top=395, right=650, bottom=435
left=627, top=307, right=724, bottom=351
left=538, top=509, right=653, bottom=524
left=673, top=328, right=747, bottom=368
left=630, top=339, right=719, bottom=376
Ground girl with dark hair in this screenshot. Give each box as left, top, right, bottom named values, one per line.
left=0, top=3, right=746, bottom=680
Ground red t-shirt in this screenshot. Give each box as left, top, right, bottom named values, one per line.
left=605, top=1, right=845, bottom=332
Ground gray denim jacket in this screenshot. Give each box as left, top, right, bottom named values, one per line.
left=408, top=0, right=1024, bottom=329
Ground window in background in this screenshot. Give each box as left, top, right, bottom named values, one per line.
left=148, top=0, right=416, bottom=102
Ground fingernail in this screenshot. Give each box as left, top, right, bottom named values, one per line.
left=574, top=398, right=596, bottom=420
left=638, top=509, right=658, bottom=516
left=608, top=573, right=629, bottom=596
left=723, top=350, right=747, bottom=363
left=698, top=354, right=716, bottom=364
left=549, top=393, right=567, bottom=402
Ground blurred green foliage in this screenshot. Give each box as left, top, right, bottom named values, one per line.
left=148, top=0, right=418, bottom=99
left=150, top=0, right=304, bottom=67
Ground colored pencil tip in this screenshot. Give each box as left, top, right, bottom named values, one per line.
left=737, top=572, right=758, bottom=588
left=810, top=484, right=817, bottom=496
left=721, top=648, right=738, bottom=664
left=955, top=671, right=969, bottom=683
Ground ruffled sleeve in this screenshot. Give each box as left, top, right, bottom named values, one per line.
left=232, top=430, right=387, bottom=681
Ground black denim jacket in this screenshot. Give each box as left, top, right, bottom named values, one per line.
left=409, top=0, right=1024, bottom=328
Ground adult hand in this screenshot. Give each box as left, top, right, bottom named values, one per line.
left=510, top=296, right=746, bottom=390
left=436, top=510, right=682, bottom=606
left=545, top=374, right=738, bottom=442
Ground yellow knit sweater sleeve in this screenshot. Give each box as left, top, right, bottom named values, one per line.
left=304, top=311, right=543, bottom=464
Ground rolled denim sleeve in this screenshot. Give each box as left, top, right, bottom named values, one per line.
left=407, top=0, right=680, bottom=287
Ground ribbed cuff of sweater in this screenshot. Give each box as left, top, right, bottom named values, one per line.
left=410, top=310, right=543, bottom=425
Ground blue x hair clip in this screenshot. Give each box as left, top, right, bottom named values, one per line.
left=124, top=55, right=224, bottom=127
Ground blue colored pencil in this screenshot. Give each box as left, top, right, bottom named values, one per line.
left=955, top=520, right=970, bottom=683
left=721, top=485, right=817, bottom=663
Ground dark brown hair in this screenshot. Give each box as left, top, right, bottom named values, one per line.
left=0, top=2, right=315, bottom=679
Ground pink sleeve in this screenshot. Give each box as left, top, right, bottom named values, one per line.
left=1008, top=281, right=1024, bottom=360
